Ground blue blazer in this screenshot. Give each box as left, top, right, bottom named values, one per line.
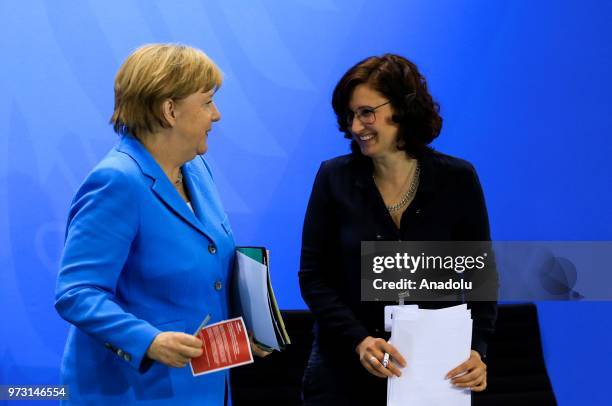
left=55, top=135, right=235, bottom=405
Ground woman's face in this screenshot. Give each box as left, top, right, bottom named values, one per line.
left=173, top=88, right=221, bottom=156
left=348, top=84, right=400, bottom=159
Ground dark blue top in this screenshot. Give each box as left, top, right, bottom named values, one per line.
left=299, top=150, right=497, bottom=362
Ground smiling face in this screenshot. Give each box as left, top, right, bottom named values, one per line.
left=173, top=88, right=221, bottom=156
left=348, top=84, right=400, bottom=159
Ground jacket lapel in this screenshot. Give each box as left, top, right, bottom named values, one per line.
left=116, top=135, right=212, bottom=240
left=181, top=161, right=218, bottom=234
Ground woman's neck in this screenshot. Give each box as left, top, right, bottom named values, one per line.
left=139, top=131, right=185, bottom=184
left=372, top=152, right=417, bottom=185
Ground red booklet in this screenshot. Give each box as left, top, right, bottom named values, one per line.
left=190, top=317, right=254, bottom=376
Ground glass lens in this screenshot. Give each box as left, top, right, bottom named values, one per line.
left=346, top=107, right=377, bottom=126
left=358, top=108, right=375, bottom=124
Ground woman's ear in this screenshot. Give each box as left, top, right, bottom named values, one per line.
left=161, top=99, right=177, bottom=128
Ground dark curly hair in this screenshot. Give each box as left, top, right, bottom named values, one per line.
left=331, top=54, right=442, bottom=157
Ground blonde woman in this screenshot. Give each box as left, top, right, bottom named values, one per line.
left=56, top=44, right=236, bottom=404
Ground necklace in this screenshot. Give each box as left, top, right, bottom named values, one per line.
left=174, top=172, right=183, bottom=185
left=375, top=162, right=420, bottom=213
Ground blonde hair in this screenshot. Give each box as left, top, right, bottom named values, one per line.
left=110, top=44, right=222, bottom=137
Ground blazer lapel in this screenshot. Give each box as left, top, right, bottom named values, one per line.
left=182, top=160, right=219, bottom=235
left=116, top=135, right=212, bottom=240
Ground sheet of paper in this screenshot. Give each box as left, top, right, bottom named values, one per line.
left=190, top=317, right=253, bottom=376
left=233, top=251, right=280, bottom=350
left=384, top=304, right=418, bottom=331
left=387, top=304, right=472, bottom=406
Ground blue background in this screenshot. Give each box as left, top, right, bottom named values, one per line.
left=1, top=1, right=610, bottom=405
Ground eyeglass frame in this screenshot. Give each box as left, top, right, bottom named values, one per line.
left=346, top=100, right=391, bottom=127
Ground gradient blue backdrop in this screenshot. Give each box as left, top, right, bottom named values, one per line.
left=1, top=1, right=610, bottom=405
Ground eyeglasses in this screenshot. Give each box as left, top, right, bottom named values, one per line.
left=346, top=101, right=390, bottom=127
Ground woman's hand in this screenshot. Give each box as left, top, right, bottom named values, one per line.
left=146, top=332, right=203, bottom=368
left=446, top=350, right=487, bottom=391
left=356, top=336, right=406, bottom=378
left=249, top=332, right=273, bottom=358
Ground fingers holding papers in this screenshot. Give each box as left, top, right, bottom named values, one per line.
left=356, top=336, right=407, bottom=378
left=248, top=331, right=273, bottom=358
left=146, top=332, right=204, bottom=368
left=446, top=350, right=487, bottom=391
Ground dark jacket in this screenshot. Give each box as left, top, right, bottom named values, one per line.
left=299, top=150, right=497, bottom=363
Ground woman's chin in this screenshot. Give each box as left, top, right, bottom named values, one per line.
left=197, top=143, right=208, bottom=155
left=359, top=145, right=378, bottom=157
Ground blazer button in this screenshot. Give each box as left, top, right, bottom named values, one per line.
left=117, top=349, right=124, bottom=357
left=214, top=280, right=223, bottom=291
left=104, top=342, right=112, bottom=349
left=123, top=353, right=132, bottom=362
left=208, top=244, right=217, bottom=254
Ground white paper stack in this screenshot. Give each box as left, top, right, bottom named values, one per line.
left=387, top=304, right=473, bottom=406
